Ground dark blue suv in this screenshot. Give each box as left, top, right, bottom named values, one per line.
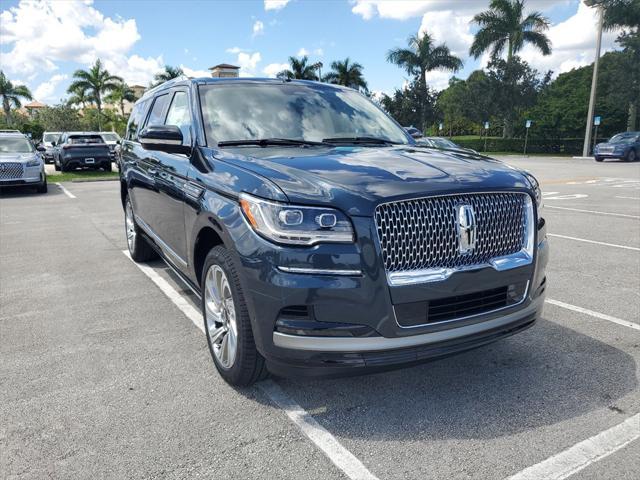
left=594, top=131, right=640, bottom=162
left=120, top=77, right=548, bottom=386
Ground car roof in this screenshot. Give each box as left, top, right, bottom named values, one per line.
left=136, top=76, right=351, bottom=105
left=0, top=132, right=27, bottom=138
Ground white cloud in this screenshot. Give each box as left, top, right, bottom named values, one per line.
left=313, top=48, right=324, bottom=56
left=237, top=52, right=262, bottom=76
left=102, top=54, right=164, bottom=86
left=297, top=47, right=309, bottom=57
left=264, top=0, right=291, bottom=11
left=181, top=65, right=210, bottom=78
left=33, top=74, right=68, bottom=102
left=424, top=70, right=451, bottom=91
left=0, top=0, right=163, bottom=87
left=226, top=46, right=246, bottom=54
left=519, top=2, right=621, bottom=76
left=252, top=20, right=264, bottom=37
left=418, top=11, right=473, bottom=58
left=263, top=62, right=289, bottom=77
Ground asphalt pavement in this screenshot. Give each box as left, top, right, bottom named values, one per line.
left=1, top=155, right=639, bottom=479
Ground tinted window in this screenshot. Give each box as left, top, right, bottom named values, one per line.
left=68, top=135, right=103, bottom=144
left=126, top=100, right=148, bottom=141
left=0, top=136, right=34, bottom=153
left=43, top=133, right=60, bottom=143
left=146, top=94, right=170, bottom=128
left=199, top=83, right=409, bottom=145
left=165, top=91, right=191, bottom=145
left=101, top=133, right=120, bottom=142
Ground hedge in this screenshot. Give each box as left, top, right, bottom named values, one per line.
left=454, top=137, right=591, bottom=155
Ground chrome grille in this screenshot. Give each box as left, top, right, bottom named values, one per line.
left=0, top=162, right=24, bottom=180
left=375, top=192, right=528, bottom=274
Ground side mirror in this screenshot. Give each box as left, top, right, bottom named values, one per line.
left=116, top=139, right=121, bottom=145
left=139, top=125, right=191, bottom=154
left=36, top=145, right=46, bottom=152
left=51, top=141, right=56, bottom=147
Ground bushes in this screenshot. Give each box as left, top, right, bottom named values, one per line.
left=454, top=137, right=588, bottom=155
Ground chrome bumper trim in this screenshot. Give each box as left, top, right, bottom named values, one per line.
left=273, top=295, right=543, bottom=352
left=278, top=266, right=362, bottom=276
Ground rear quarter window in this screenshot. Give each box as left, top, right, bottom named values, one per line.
left=126, top=100, right=149, bottom=141
left=69, top=135, right=104, bottom=144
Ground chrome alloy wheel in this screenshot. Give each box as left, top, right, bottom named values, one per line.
left=205, top=265, right=238, bottom=369
left=125, top=200, right=136, bottom=252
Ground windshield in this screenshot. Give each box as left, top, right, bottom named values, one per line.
left=101, top=133, right=120, bottom=142
left=0, top=136, right=34, bottom=153
left=609, top=133, right=637, bottom=143
left=199, top=83, right=409, bottom=145
left=43, top=133, right=60, bottom=143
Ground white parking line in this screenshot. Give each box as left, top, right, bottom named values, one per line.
left=545, top=205, right=639, bottom=219
left=55, top=183, right=76, bottom=199
left=546, top=299, right=640, bottom=331
left=122, top=250, right=379, bottom=480
left=615, top=196, right=640, bottom=200
left=548, top=234, right=640, bottom=252
left=507, top=413, right=640, bottom=480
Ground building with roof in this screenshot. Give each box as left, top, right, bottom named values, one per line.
left=209, top=64, right=240, bottom=78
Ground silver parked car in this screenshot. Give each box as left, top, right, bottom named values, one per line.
left=41, top=131, right=61, bottom=164
left=0, top=132, right=47, bottom=193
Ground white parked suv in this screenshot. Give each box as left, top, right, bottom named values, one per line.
left=0, top=132, right=47, bottom=193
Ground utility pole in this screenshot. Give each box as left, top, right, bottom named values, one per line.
left=582, top=5, right=604, bottom=157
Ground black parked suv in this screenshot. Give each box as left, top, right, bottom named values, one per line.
left=120, top=77, right=548, bottom=386
left=53, top=132, right=112, bottom=172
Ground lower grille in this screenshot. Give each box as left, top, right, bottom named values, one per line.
left=428, top=286, right=508, bottom=323
left=0, top=162, right=24, bottom=180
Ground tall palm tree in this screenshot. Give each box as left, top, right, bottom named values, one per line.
left=277, top=56, right=319, bottom=80
left=106, top=81, right=137, bottom=117
left=0, top=70, right=33, bottom=123
left=153, top=65, right=184, bottom=86
left=324, top=58, right=368, bottom=92
left=387, top=33, right=463, bottom=88
left=469, top=0, right=552, bottom=61
left=67, top=59, right=122, bottom=130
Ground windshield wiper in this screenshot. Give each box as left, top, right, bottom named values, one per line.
left=217, top=138, right=330, bottom=148
left=322, top=136, right=400, bottom=145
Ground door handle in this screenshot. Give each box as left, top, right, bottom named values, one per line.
left=148, top=167, right=158, bottom=175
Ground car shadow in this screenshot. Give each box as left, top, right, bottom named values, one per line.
left=251, top=318, right=637, bottom=441
left=0, top=185, right=62, bottom=198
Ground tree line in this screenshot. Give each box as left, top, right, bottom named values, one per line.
left=1, top=0, right=636, bottom=143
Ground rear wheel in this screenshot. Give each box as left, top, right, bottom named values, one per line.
left=104, top=161, right=112, bottom=172
left=202, top=246, right=268, bottom=386
left=626, top=149, right=637, bottom=162
left=54, top=158, right=61, bottom=171
left=125, top=195, right=158, bottom=262
left=595, top=156, right=603, bottom=162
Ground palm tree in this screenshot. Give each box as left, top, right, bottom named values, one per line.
left=106, top=81, right=137, bottom=117
left=469, top=0, right=552, bottom=62
left=153, top=65, right=184, bottom=86
left=387, top=33, right=463, bottom=87
left=0, top=70, right=33, bottom=123
left=67, top=59, right=122, bottom=130
left=277, top=56, right=319, bottom=80
left=67, top=88, right=91, bottom=110
left=324, top=58, right=368, bottom=92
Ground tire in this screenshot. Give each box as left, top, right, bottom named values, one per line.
left=124, top=195, right=158, bottom=262
left=202, top=246, right=268, bottom=386
left=104, top=162, right=112, bottom=172
left=595, top=156, right=603, bottom=162
left=60, top=162, right=68, bottom=172
left=626, top=149, right=637, bottom=162
left=54, top=159, right=61, bottom=171
left=36, top=177, right=48, bottom=194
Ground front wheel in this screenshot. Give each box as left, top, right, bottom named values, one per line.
left=36, top=177, right=47, bottom=194
left=202, top=246, right=268, bottom=386
left=54, top=159, right=61, bottom=171
left=595, top=156, right=603, bottom=162
left=124, top=195, right=158, bottom=262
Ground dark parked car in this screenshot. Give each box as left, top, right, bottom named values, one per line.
left=120, top=78, right=548, bottom=386
left=416, top=136, right=479, bottom=155
left=40, top=131, right=61, bottom=164
left=53, top=132, right=112, bottom=172
left=594, top=131, right=639, bottom=162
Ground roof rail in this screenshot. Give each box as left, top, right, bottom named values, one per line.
left=140, top=75, right=190, bottom=100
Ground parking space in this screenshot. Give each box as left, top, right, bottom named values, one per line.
left=1, top=156, right=639, bottom=479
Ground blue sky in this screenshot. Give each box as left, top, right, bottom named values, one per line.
left=0, top=1, right=622, bottom=104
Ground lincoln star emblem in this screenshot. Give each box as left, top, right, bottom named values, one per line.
left=456, top=204, right=477, bottom=254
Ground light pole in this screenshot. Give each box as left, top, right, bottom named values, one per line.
left=582, top=3, right=605, bottom=157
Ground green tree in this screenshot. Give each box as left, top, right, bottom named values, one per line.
left=387, top=33, right=462, bottom=129
left=380, top=78, right=437, bottom=130
left=67, top=88, right=91, bottom=109
left=67, top=59, right=122, bottom=130
left=277, top=56, right=319, bottom=80
left=153, top=65, right=184, bottom=87
left=323, top=58, right=368, bottom=92
left=106, top=81, right=137, bottom=117
left=469, top=0, right=552, bottom=61
left=35, top=105, right=84, bottom=131
left=0, top=70, right=33, bottom=124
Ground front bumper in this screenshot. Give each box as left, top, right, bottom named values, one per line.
left=232, top=207, right=548, bottom=378
left=62, top=156, right=111, bottom=168
left=0, top=169, right=44, bottom=187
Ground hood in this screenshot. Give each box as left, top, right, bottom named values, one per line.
left=216, top=146, right=531, bottom=216
left=0, top=152, right=40, bottom=164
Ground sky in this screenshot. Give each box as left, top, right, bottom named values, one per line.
left=0, top=0, right=623, bottom=104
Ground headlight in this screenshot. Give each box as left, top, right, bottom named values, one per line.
left=25, top=159, right=41, bottom=167
left=239, top=193, right=354, bottom=245
left=523, top=172, right=542, bottom=208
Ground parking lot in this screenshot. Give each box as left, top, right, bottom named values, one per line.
left=1, top=155, right=639, bottom=479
